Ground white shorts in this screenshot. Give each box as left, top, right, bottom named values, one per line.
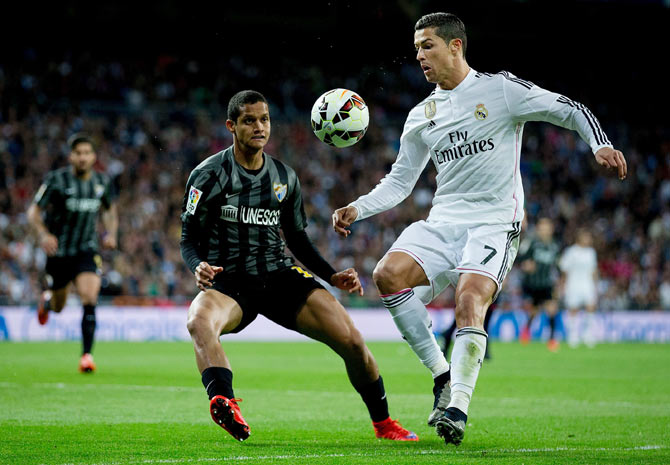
left=564, top=285, right=597, bottom=309
left=386, top=220, right=521, bottom=305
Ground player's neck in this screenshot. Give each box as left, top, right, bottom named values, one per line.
left=437, top=61, right=470, bottom=91
left=72, top=167, right=92, bottom=180
left=233, top=143, right=264, bottom=170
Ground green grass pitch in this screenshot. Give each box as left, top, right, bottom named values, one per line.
left=1, top=341, right=669, bottom=464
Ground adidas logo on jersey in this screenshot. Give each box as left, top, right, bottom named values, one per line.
left=427, top=120, right=436, bottom=130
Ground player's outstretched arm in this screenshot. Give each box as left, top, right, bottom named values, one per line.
left=332, top=206, right=359, bottom=237
left=330, top=268, right=364, bottom=296
left=27, top=203, right=58, bottom=256
left=594, top=147, right=627, bottom=180
left=101, top=203, right=119, bottom=249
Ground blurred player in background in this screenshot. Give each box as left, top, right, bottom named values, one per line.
left=333, top=12, right=626, bottom=445
left=27, top=134, right=118, bottom=373
left=180, top=90, right=417, bottom=442
left=559, top=229, right=599, bottom=347
left=518, top=218, right=561, bottom=351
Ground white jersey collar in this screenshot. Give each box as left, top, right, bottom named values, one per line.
left=433, top=68, right=477, bottom=96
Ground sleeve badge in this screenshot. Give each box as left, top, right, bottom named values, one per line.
left=187, top=186, right=203, bottom=214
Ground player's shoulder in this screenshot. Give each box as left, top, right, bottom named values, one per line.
left=475, top=70, right=535, bottom=90
left=43, top=167, right=69, bottom=185
left=189, top=148, right=231, bottom=182
left=266, top=154, right=299, bottom=183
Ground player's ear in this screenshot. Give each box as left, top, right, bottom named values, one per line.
left=449, top=38, right=462, bottom=55
left=225, top=119, right=236, bottom=134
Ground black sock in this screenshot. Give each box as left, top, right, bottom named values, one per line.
left=201, top=367, right=234, bottom=400
left=442, top=319, right=457, bottom=356
left=81, top=304, right=96, bottom=355
left=548, top=314, right=556, bottom=339
left=356, top=376, right=390, bottom=423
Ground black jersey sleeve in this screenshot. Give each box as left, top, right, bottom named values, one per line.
left=34, top=171, right=58, bottom=209
left=280, top=174, right=308, bottom=233
left=284, top=229, right=336, bottom=283
left=180, top=169, right=214, bottom=274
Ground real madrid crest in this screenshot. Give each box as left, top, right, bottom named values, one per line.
left=474, top=103, right=488, bottom=120
left=425, top=101, right=436, bottom=119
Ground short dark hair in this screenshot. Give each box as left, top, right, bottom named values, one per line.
left=415, top=12, right=467, bottom=57
left=67, top=133, right=95, bottom=151
left=227, top=90, right=268, bottom=121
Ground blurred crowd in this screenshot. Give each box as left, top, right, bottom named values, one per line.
left=1, top=51, right=669, bottom=310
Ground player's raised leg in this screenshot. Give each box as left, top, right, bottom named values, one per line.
left=296, top=288, right=418, bottom=441
left=186, top=288, right=250, bottom=441
left=372, top=252, right=452, bottom=427
left=74, top=271, right=101, bottom=373
left=435, top=273, right=495, bottom=446
left=37, top=284, right=70, bottom=325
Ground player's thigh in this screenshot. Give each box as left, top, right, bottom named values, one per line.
left=74, top=272, right=101, bottom=303
left=296, top=289, right=362, bottom=349
left=50, top=283, right=72, bottom=312
left=374, top=251, right=429, bottom=290
left=187, top=289, right=243, bottom=336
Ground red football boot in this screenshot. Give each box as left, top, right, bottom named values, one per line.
left=520, top=326, right=531, bottom=345
left=79, top=353, right=96, bottom=373
left=373, top=417, right=419, bottom=441
left=210, top=396, right=250, bottom=441
left=37, top=291, right=51, bottom=325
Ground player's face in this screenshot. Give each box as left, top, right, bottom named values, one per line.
left=414, top=28, right=459, bottom=84
left=69, top=142, right=96, bottom=175
left=227, top=102, right=271, bottom=153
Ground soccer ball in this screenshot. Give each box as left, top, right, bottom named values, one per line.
left=310, top=89, right=369, bottom=148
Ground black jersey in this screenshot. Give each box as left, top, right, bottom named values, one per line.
left=518, top=237, right=560, bottom=290
left=180, top=147, right=307, bottom=276
left=34, top=167, right=113, bottom=257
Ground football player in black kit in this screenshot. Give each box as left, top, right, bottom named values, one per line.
left=28, top=134, right=118, bottom=373
left=180, top=90, right=417, bottom=442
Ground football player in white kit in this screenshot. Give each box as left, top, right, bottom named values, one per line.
left=559, top=229, right=599, bottom=347
left=332, top=12, right=627, bottom=446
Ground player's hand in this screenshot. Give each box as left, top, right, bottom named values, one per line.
left=330, top=268, right=364, bottom=296
left=595, top=147, right=627, bottom=180
left=102, top=234, right=117, bottom=250
left=332, top=206, right=358, bottom=238
left=40, top=233, right=59, bottom=256
left=194, top=261, right=223, bottom=292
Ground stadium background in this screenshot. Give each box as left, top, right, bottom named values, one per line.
left=1, top=0, right=670, bottom=319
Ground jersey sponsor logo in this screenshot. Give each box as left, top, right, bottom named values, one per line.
left=65, top=197, right=101, bottom=212
left=424, top=101, right=436, bottom=119
left=94, top=184, right=105, bottom=198
left=220, top=205, right=281, bottom=226
left=273, top=183, right=287, bottom=202
left=220, top=205, right=238, bottom=222
left=474, top=103, right=489, bottom=120
left=187, top=186, right=202, bottom=215
left=433, top=130, right=496, bottom=164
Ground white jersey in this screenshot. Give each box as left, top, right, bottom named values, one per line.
left=559, top=244, right=598, bottom=292
left=350, top=69, right=612, bottom=225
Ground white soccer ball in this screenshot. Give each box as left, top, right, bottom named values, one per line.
left=310, top=89, right=369, bottom=148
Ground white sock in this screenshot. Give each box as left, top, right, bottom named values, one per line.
left=447, top=327, right=487, bottom=415
left=381, top=288, right=450, bottom=378
left=584, top=312, right=597, bottom=347
left=566, top=312, right=580, bottom=347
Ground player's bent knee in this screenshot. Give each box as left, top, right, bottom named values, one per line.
left=455, top=290, right=488, bottom=327
left=372, top=261, right=404, bottom=293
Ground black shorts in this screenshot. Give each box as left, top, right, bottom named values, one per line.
left=523, top=286, right=554, bottom=306
left=45, top=252, right=102, bottom=290
left=212, top=266, right=325, bottom=333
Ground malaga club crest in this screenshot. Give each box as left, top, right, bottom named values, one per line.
left=273, top=182, right=287, bottom=202
left=474, top=103, right=488, bottom=120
